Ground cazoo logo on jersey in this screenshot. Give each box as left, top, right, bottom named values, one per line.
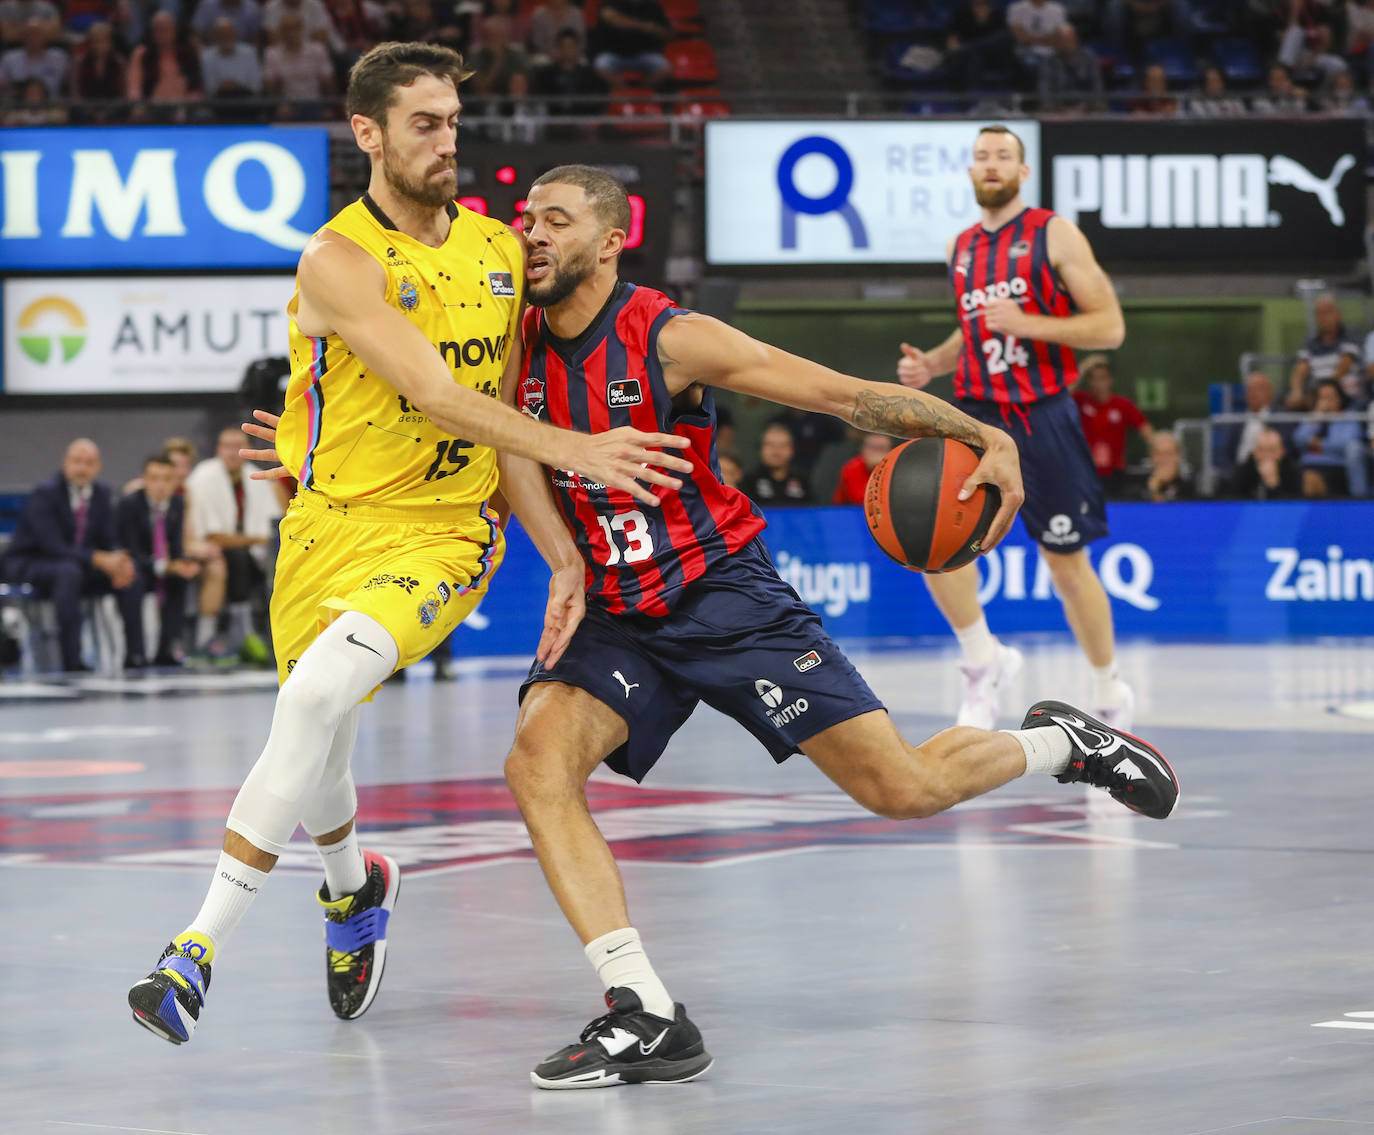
left=1042, top=120, right=1364, bottom=261
left=961, top=276, right=1027, bottom=312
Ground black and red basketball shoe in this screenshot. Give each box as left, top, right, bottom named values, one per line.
left=317, top=850, right=400, bottom=1020
left=1021, top=700, right=1180, bottom=819
left=531, top=987, right=712, bottom=1089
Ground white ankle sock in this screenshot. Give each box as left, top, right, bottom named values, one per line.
left=182, top=851, right=270, bottom=951
left=1092, top=663, right=1121, bottom=706
left=196, top=614, right=218, bottom=647
left=584, top=928, right=675, bottom=1019
left=316, top=829, right=367, bottom=900
left=1003, top=726, right=1073, bottom=776
left=953, top=616, right=999, bottom=667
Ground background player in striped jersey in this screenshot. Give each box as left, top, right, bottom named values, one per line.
left=495, top=165, right=1179, bottom=1089
left=897, top=123, right=1135, bottom=733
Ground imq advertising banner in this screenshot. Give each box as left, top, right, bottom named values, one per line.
left=1042, top=119, right=1365, bottom=262
left=704, top=120, right=1041, bottom=265
left=4, top=275, right=295, bottom=393
left=0, top=126, right=329, bottom=269
left=450, top=501, right=1374, bottom=658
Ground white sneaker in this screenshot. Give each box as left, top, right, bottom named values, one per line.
left=955, top=644, right=1024, bottom=731
left=1093, top=680, right=1135, bottom=733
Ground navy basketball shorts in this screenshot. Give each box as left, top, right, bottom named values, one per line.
left=519, top=539, right=885, bottom=782
left=960, top=390, right=1109, bottom=552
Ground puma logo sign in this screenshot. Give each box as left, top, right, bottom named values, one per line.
left=1268, top=154, right=1356, bottom=226
left=613, top=670, right=639, bottom=698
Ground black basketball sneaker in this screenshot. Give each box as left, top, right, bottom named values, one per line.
left=531, top=987, right=713, bottom=1089
left=128, top=933, right=214, bottom=1044
left=318, top=850, right=400, bottom=1020
left=1021, top=700, right=1179, bottom=819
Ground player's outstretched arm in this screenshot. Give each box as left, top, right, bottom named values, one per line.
left=983, top=217, right=1125, bottom=350
left=294, top=235, right=692, bottom=506
left=496, top=358, right=586, bottom=668
left=656, top=313, right=1024, bottom=548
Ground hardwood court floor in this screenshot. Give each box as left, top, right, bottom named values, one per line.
left=4, top=639, right=1374, bottom=1135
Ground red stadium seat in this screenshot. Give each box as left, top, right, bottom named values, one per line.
left=674, top=92, right=729, bottom=120
left=607, top=96, right=668, bottom=138
left=664, top=39, right=719, bottom=85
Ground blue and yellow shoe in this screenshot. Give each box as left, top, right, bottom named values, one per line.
left=318, top=850, right=400, bottom=1020
left=128, top=932, right=214, bottom=1045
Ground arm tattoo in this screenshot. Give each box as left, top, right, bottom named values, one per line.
left=656, top=340, right=680, bottom=371
left=851, top=389, right=986, bottom=448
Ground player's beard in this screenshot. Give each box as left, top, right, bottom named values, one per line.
left=381, top=142, right=457, bottom=209
left=527, top=244, right=598, bottom=308
left=973, top=174, right=1021, bottom=209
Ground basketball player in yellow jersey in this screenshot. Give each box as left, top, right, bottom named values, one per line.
left=127, top=41, right=692, bottom=1047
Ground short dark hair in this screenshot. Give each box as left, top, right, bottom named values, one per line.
left=529, top=164, right=632, bottom=234
left=1314, top=378, right=1349, bottom=409
left=555, top=28, right=582, bottom=44
left=976, top=123, right=1025, bottom=163
left=346, top=41, right=472, bottom=124
left=143, top=453, right=174, bottom=471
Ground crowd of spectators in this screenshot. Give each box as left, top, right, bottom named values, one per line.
left=0, top=0, right=692, bottom=125
left=0, top=431, right=285, bottom=672
left=884, top=0, right=1374, bottom=114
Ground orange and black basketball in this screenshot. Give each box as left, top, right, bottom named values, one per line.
left=863, top=438, right=1000, bottom=573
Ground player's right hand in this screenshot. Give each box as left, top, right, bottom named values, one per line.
left=568, top=428, right=693, bottom=507
left=537, top=563, right=586, bottom=669
left=960, top=430, right=1024, bottom=552
left=240, top=409, right=293, bottom=481
left=896, top=342, right=933, bottom=389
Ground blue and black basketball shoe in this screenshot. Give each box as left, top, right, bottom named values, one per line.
left=1021, top=700, right=1180, bottom=819
left=318, top=850, right=400, bottom=1019
left=531, top=987, right=712, bottom=1089
left=128, top=932, right=214, bottom=1044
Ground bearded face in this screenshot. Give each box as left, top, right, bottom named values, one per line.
left=526, top=239, right=599, bottom=309
left=972, top=171, right=1021, bottom=209
left=381, top=135, right=458, bottom=209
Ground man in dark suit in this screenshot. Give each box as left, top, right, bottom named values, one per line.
left=2, top=438, right=138, bottom=671
left=118, top=453, right=202, bottom=666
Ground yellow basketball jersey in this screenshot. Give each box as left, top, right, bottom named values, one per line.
left=278, top=195, right=523, bottom=510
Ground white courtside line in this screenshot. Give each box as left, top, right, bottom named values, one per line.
left=1313, top=1011, right=1374, bottom=1027
left=46, top=1122, right=211, bottom=1134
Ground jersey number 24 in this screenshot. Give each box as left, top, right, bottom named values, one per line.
left=983, top=336, right=1029, bottom=375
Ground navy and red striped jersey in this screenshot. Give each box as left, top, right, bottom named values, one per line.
left=950, top=207, right=1078, bottom=404
left=517, top=282, right=766, bottom=617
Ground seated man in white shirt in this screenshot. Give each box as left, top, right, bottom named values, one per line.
left=186, top=426, right=283, bottom=659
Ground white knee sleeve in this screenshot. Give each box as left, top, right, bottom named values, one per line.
left=299, top=705, right=360, bottom=837
left=226, top=612, right=396, bottom=855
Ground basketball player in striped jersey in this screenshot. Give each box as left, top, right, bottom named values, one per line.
left=126, top=44, right=691, bottom=1047
left=493, top=166, right=1179, bottom=1088
left=897, top=123, right=1135, bottom=733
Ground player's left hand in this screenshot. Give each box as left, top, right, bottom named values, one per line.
left=240, top=408, right=293, bottom=481
left=982, top=297, right=1029, bottom=338
left=960, top=430, right=1024, bottom=551
left=537, top=563, right=586, bottom=669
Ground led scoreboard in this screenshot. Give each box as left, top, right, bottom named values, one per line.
left=449, top=143, right=675, bottom=287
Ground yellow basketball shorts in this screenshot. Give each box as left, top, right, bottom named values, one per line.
left=270, top=491, right=505, bottom=688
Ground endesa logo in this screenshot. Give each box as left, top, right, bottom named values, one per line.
left=0, top=126, right=329, bottom=269
left=960, top=276, right=1028, bottom=312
